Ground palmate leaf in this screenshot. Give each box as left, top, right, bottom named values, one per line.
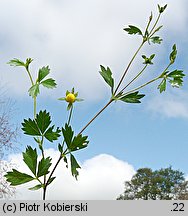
left=124, top=25, right=142, bottom=35
left=70, top=154, right=81, bottom=180
left=168, top=70, right=185, bottom=88
left=37, top=157, right=52, bottom=178
left=23, top=146, right=38, bottom=176
left=99, top=65, right=114, bottom=94
left=120, top=91, right=145, bottom=103
left=5, top=169, right=34, bottom=186
left=22, top=110, right=61, bottom=142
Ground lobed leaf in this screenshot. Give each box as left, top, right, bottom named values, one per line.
left=69, top=134, right=89, bottom=152
left=124, top=25, right=142, bottom=35
left=44, top=126, right=61, bottom=142
left=22, top=118, right=41, bottom=136
left=28, top=83, right=40, bottom=98
left=62, top=124, right=74, bottom=148
left=41, top=78, right=57, bottom=89
left=150, top=36, right=163, bottom=44
left=5, top=169, right=34, bottom=186
left=38, top=66, right=50, bottom=82
left=70, top=154, right=81, bottom=180
left=23, top=146, right=38, bottom=176
left=158, top=78, right=166, bottom=93
left=37, top=157, right=52, bottom=178
left=120, top=91, right=145, bottom=103
left=35, top=110, right=51, bottom=134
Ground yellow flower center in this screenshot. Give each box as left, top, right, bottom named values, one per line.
left=65, top=93, right=76, bottom=103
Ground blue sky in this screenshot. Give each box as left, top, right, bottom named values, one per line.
left=1, top=0, right=188, bottom=199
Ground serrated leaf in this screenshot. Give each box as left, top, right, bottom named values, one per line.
left=38, top=66, right=50, bottom=82
left=41, top=78, right=57, bottom=89
left=5, top=169, right=34, bottom=186
left=22, top=118, right=41, bottom=136
left=44, top=126, right=61, bottom=142
left=158, top=78, right=166, bottom=93
left=70, top=154, right=81, bottom=180
left=124, top=25, right=142, bottom=35
left=169, top=78, right=183, bottom=88
left=120, top=91, right=145, bottom=103
left=99, top=65, right=114, bottom=94
left=37, top=157, right=52, bottom=178
left=150, top=36, right=163, bottom=44
left=69, top=134, right=89, bottom=152
left=167, top=70, right=185, bottom=79
left=28, top=83, right=40, bottom=98
left=7, top=58, right=25, bottom=67
left=23, top=146, right=38, bottom=176
left=35, top=110, right=51, bottom=134
left=62, top=124, right=74, bottom=148
left=29, top=184, right=43, bottom=191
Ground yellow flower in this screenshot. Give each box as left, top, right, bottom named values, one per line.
left=65, top=93, right=76, bottom=103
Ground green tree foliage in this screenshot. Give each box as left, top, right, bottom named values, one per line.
left=117, top=167, right=188, bottom=200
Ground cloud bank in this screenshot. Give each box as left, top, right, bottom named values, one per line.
left=7, top=149, right=135, bottom=200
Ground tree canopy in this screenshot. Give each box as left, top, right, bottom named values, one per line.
left=117, top=167, right=188, bottom=200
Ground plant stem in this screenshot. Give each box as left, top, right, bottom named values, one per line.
left=149, top=13, right=161, bottom=36
left=119, top=64, right=148, bottom=94
left=67, top=106, right=73, bottom=126
left=113, top=41, right=145, bottom=95
left=79, top=99, right=114, bottom=135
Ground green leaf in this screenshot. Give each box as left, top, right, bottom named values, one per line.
left=5, top=169, right=34, bottom=186
left=62, top=124, right=74, bottom=148
left=44, top=126, right=61, bottom=142
left=169, top=78, right=183, bottom=88
left=28, top=83, right=40, bottom=98
left=124, top=25, right=142, bottom=35
left=47, top=177, right=56, bottom=186
left=29, top=184, right=43, bottom=191
left=158, top=4, right=167, bottom=13
left=58, top=143, right=63, bottom=153
left=142, top=54, right=155, bottom=64
left=38, top=66, right=50, bottom=82
left=22, top=118, right=41, bottom=136
left=158, top=78, right=166, bottom=93
left=99, top=65, right=114, bottom=94
left=120, top=91, right=145, bottom=103
left=170, top=44, right=177, bottom=64
left=167, top=70, right=185, bottom=88
left=37, top=157, right=52, bottom=178
left=23, top=146, right=38, bottom=176
left=7, top=58, right=26, bottom=67
left=35, top=110, right=51, bottom=134
left=69, top=134, right=89, bottom=152
left=70, top=154, right=81, bottom=180
left=41, top=78, right=57, bottom=89
left=167, top=70, right=185, bottom=79
left=150, top=36, right=163, bottom=44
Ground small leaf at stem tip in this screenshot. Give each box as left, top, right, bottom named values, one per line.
left=158, top=4, right=167, bottom=13
left=120, top=91, right=145, bottom=103
left=142, top=54, right=155, bottom=64
left=124, top=25, right=143, bottom=36
left=7, top=58, right=26, bottom=67
left=150, top=36, right=163, bottom=44
left=99, top=65, right=114, bottom=94
left=4, top=169, right=34, bottom=186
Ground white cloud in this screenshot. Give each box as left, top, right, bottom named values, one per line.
left=7, top=149, right=135, bottom=200
left=0, top=0, right=187, bottom=101
left=147, top=90, right=188, bottom=118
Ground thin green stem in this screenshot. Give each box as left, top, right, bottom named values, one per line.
left=67, top=106, right=73, bottom=126
left=114, top=41, right=145, bottom=95
left=78, top=99, right=114, bottom=135
left=26, top=68, right=34, bottom=86
left=119, top=64, right=148, bottom=94
left=149, top=13, right=161, bottom=36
